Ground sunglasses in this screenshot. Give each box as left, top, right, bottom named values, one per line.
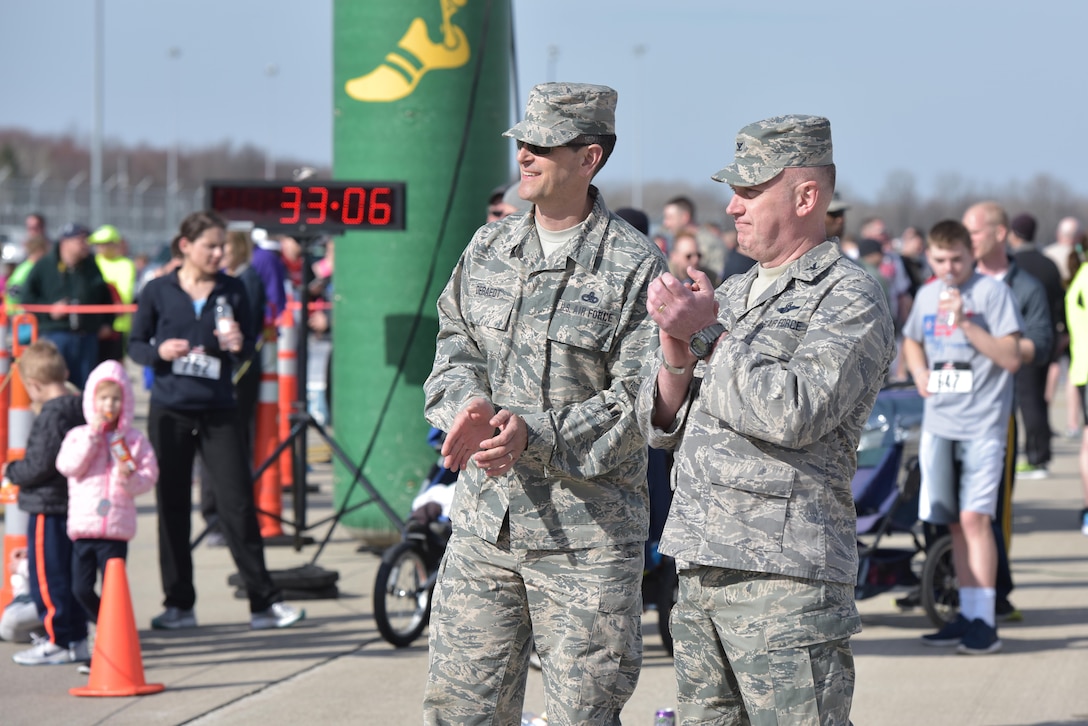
left=516, top=140, right=589, bottom=156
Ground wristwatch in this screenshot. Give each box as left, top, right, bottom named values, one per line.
left=689, top=323, right=726, bottom=360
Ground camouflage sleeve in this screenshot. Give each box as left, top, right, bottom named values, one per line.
left=520, top=253, right=665, bottom=478
left=700, top=273, right=894, bottom=449
left=424, top=242, right=493, bottom=433
left=635, top=360, right=700, bottom=450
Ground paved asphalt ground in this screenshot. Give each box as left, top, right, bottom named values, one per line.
left=1, top=365, right=1088, bottom=725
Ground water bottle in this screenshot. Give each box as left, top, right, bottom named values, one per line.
left=654, top=707, right=676, bottom=725
left=69, top=297, right=80, bottom=331
left=214, top=295, right=234, bottom=334
left=938, top=274, right=958, bottom=327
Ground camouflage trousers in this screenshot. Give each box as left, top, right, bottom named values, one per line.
left=422, top=528, right=644, bottom=726
left=671, top=567, right=860, bottom=725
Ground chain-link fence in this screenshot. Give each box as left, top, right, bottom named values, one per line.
left=0, top=176, right=205, bottom=256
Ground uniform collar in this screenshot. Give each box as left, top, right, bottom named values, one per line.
left=497, top=186, right=609, bottom=271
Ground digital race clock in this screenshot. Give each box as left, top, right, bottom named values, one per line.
left=206, top=180, right=407, bottom=233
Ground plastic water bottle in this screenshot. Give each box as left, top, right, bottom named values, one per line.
left=654, top=707, right=676, bottom=725
left=938, top=274, right=958, bottom=327
left=214, top=295, right=234, bottom=334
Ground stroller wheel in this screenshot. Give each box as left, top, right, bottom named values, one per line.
left=920, top=534, right=959, bottom=627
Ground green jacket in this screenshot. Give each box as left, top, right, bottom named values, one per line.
left=21, top=251, right=114, bottom=335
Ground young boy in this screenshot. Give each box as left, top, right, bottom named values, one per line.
left=902, top=220, right=1023, bottom=655
left=5, top=340, right=89, bottom=665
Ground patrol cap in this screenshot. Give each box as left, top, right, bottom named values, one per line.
left=712, top=114, right=833, bottom=186
left=89, top=224, right=122, bottom=244
left=503, top=82, right=617, bottom=147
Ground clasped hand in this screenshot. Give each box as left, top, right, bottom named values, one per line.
left=647, top=266, right=719, bottom=367
left=442, top=397, right=527, bottom=477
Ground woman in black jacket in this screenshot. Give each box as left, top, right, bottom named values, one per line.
left=129, top=210, right=303, bottom=631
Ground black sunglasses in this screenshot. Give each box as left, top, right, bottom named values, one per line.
left=516, top=140, right=590, bottom=156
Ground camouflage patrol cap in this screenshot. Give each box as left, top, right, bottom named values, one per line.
left=503, top=82, right=617, bottom=147
left=712, top=114, right=833, bottom=186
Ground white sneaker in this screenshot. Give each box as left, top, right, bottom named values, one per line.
left=250, top=602, right=305, bottom=630
left=13, top=635, right=88, bottom=665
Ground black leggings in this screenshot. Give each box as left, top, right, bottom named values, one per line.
left=71, top=539, right=128, bottom=623
left=148, top=404, right=279, bottom=613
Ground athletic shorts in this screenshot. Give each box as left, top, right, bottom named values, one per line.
left=918, top=431, right=1005, bottom=523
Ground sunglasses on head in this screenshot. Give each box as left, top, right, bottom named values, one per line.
left=516, top=139, right=592, bottom=156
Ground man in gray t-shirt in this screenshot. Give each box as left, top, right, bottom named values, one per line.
left=902, top=220, right=1022, bottom=655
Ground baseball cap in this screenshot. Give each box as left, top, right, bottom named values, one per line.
left=712, top=114, right=833, bottom=186
left=504, top=82, right=617, bottom=147
left=827, top=192, right=849, bottom=214
left=57, top=222, right=91, bottom=239
left=88, top=224, right=122, bottom=244
left=1010, top=213, right=1037, bottom=242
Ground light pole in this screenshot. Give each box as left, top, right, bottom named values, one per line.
left=66, top=171, right=87, bottom=223
left=166, top=46, right=181, bottom=233
left=546, top=46, right=559, bottom=83
left=133, top=175, right=153, bottom=230
left=29, top=170, right=49, bottom=215
left=632, top=44, right=646, bottom=211
left=91, top=0, right=104, bottom=228
left=265, top=64, right=279, bottom=180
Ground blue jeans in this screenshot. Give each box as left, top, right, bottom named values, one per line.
left=41, top=330, right=97, bottom=390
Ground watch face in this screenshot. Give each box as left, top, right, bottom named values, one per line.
left=690, top=324, right=724, bottom=359
left=690, top=334, right=711, bottom=359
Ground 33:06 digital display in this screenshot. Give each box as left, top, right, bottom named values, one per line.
left=206, top=180, right=407, bottom=233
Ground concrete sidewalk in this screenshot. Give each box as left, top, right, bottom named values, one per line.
left=1, top=378, right=1088, bottom=724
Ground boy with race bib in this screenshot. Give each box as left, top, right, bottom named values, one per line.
left=902, top=219, right=1023, bottom=654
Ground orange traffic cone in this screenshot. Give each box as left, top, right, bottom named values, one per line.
left=71, top=558, right=164, bottom=697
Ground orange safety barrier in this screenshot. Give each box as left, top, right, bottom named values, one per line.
left=70, top=558, right=164, bottom=697
left=0, top=314, right=35, bottom=613
left=276, top=310, right=297, bottom=488
left=0, top=305, right=10, bottom=460
left=254, top=328, right=283, bottom=538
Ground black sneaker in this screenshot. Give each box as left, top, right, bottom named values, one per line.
left=995, top=598, right=1022, bottom=622
left=957, top=618, right=1002, bottom=655
left=921, top=614, right=970, bottom=646
left=894, top=589, right=921, bottom=611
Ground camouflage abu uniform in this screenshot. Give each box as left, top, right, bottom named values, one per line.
left=637, top=115, right=896, bottom=725
left=423, top=83, right=666, bottom=726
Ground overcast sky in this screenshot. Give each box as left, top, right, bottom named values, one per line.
left=1, top=0, right=1084, bottom=205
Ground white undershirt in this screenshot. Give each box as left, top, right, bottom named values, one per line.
left=747, top=262, right=789, bottom=307
left=536, top=220, right=583, bottom=260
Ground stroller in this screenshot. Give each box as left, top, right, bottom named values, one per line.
left=373, top=432, right=679, bottom=653
left=852, top=382, right=958, bottom=627
left=372, top=428, right=455, bottom=648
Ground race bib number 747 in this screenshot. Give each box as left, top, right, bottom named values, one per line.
left=927, top=361, right=973, bottom=394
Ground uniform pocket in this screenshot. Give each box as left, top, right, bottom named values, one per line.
left=706, top=459, right=795, bottom=553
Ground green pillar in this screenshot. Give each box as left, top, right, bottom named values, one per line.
left=332, top=0, right=512, bottom=539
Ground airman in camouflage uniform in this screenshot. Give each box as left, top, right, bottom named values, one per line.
left=637, top=115, right=896, bottom=725
left=423, top=83, right=667, bottom=726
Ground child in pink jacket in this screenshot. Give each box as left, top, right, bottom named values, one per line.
left=57, top=360, right=158, bottom=623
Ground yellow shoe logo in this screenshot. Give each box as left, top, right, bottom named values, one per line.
left=345, top=0, right=470, bottom=103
